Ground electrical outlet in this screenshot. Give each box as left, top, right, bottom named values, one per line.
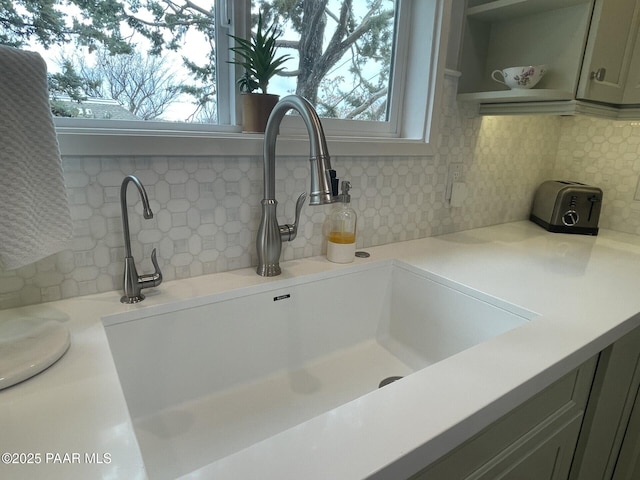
left=449, top=162, right=463, bottom=183
left=446, top=162, right=464, bottom=203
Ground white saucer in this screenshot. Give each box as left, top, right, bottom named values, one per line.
left=0, top=317, right=70, bottom=390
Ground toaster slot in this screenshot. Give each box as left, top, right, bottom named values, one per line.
left=588, top=195, right=600, bottom=222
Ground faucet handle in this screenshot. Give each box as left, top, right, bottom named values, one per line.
left=150, top=248, right=162, bottom=281
left=330, top=170, right=339, bottom=197
left=279, top=192, right=307, bottom=242
left=138, top=248, right=163, bottom=289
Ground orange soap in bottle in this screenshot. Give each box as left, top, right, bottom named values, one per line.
left=327, top=181, right=357, bottom=263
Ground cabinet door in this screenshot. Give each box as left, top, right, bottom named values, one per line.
left=612, top=384, right=640, bottom=480
left=569, top=325, right=640, bottom=480
left=415, top=412, right=583, bottom=480
left=623, top=27, right=640, bottom=103
left=410, top=358, right=596, bottom=480
left=576, top=0, right=640, bottom=104
left=471, top=414, right=584, bottom=480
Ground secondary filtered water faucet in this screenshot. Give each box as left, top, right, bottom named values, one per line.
left=256, top=95, right=338, bottom=276
left=120, top=175, right=163, bottom=303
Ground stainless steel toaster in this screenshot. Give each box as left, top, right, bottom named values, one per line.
left=530, top=181, right=603, bottom=235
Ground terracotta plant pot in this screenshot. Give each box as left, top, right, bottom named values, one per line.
left=241, top=93, right=280, bottom=133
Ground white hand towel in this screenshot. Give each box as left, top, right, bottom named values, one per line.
left=0, top=46, right=73, bottom=270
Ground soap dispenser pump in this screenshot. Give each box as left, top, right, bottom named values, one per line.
left=327, top=180, right=357, bottom=263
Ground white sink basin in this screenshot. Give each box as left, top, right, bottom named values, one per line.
left=102, top=260, right=533, bottom=480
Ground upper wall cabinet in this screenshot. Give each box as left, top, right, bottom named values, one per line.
left=623, top=21, right=640, bottom=104
left=456, top=0, right=640, bottom=117
left=577, top=0, right=640, bottom=104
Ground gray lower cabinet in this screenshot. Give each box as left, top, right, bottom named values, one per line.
left=569, top=325, right=640, bottom=480
left=408, top=323, right=640, bottom=480
left=410, top=357, right=597, bottom=480
left=612, top=384, right=640, bottom=480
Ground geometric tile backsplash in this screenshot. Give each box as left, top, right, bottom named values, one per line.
left=2, top=73, right=640, bottom=309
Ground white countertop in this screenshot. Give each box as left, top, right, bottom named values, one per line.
left=2, top=221, right=640, bottom=480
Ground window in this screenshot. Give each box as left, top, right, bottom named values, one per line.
left=248, top=1, right=397, bottom=122
left=4, top=0, right=447, bottom=155
left=241, top=0, right=403, bottom=137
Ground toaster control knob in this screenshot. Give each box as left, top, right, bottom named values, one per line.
left=562, top=210, right=579, bottom=226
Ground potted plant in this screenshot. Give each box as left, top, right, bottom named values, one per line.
left=228, top=11, right=292, bottom=133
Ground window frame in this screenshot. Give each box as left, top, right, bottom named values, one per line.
left=53, top=0, right=450, bottom=158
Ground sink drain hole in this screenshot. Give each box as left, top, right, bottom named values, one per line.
left=378, top=376, right=403, bottom=388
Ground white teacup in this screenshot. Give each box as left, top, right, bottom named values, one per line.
left=491, top=65, right=547, bottom=89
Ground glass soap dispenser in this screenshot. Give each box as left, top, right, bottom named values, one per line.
left=327, top=180, right=357, bottom=263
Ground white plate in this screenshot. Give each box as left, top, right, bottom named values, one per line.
left=0, top=317, right=70, bottom=390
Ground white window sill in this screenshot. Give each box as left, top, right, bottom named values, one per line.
left=55, top=125, right=436, bottom=158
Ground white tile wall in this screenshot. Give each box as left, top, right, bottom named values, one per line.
left=4, top=74, right=634, bottom=310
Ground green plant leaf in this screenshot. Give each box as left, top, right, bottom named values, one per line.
left=227, top=10, right=292, bottom=94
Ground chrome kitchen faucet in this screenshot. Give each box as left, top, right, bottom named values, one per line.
left=120, top=175, right=163, bottom=303
left=256, top=95, right=338, bottom=276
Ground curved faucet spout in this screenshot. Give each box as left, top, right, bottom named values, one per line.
left=120, top=175, right=153, bottom=258
left=263, top=95, right=336, bottom=205
left=120, top=175, right=162, bottom=303
left=257, top=95, right=338, bottom=277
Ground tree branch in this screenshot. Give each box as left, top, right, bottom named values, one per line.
left=342, top=4, right=393, bottom=53
left=279, top=70, right=301, bottom=77
left=276, top=39, right=299, bottom=50
left=124, top=0, right=213, bottom=30
left=324, top=0, right=352, bottom=55
left=345, top=87, right=387, bottom=119
left=182, top=0, right=213, bottom=17
left=316, top=1, right=394, bottom=83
